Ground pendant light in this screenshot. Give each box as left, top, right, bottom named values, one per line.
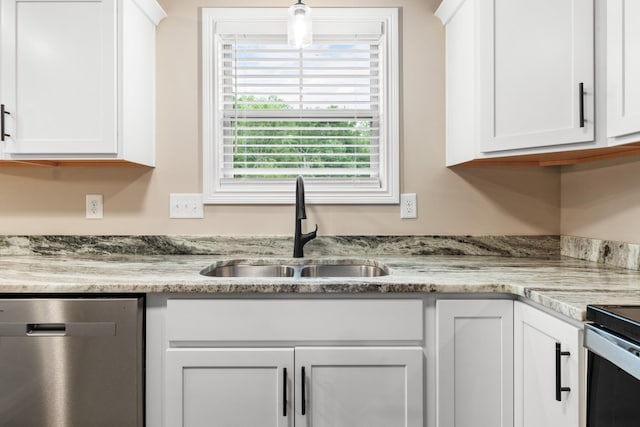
left=288, top=0, right=312, bottom=48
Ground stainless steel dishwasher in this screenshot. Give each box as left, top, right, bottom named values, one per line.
left=0, top=297, right=144, bottom=427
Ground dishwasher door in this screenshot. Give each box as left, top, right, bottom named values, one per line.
left=0, top=297, right=144, bottom=427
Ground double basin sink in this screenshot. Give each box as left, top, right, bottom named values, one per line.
left=200, top=259, right=389, bottom=278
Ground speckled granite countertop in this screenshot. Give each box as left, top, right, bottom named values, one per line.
left=0, top=252, right=639, bottom=321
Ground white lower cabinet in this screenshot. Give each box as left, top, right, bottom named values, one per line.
left=150, top=296, right=586, bottom=427
left=514, top=301, right=583, bottom=427
left=166, top=346, right=422, bottom=427
left=166, top=348, right=293, bottom=427
left=295, top=347, right=423, bottom=427
left=436, top=299, right=514, bottom=427
left=157, top=297, right=425, bottom=427
left=436, top=299, right=584, bottom=427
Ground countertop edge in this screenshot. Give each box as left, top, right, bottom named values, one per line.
left=0, top=279, right=582, bottom=322
left=0, top=253, right=636, bottom=323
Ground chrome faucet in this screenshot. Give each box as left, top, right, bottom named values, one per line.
left=293, top=176, right=318, bottom=258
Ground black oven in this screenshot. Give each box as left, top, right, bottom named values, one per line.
left=585, top=305, right=640, bottom=427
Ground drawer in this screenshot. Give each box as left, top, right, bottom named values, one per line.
left=166, top=299, right=423, bottom=342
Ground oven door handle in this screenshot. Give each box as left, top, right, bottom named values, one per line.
left=585, top=324, right=640, bottom=381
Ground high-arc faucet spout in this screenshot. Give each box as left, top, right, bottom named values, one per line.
left=293, top=176, right=318, bottom=258
left=296, top=175, right=307, bottom=221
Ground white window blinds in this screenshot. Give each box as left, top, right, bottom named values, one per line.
left=219, top=37, right=382, bottom=179
left=202, top=8, right=399, bottom=204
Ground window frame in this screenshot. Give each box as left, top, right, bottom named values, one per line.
left=202, top=8, right=399, bottom=205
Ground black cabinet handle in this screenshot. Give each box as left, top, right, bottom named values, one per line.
left=301, top=366, right=306, bottom=415
left=579, top=82, right=585, bottom=128
left=555, top=342, right=571, bottom=401
left=1, top=104, right=10, bottom=141
left=283, top=367, right=287, bottom=417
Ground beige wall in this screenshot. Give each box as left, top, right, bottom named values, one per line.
left=561, top=157, right=640, bottom=243
left=0, top=0, right=560, bottom=236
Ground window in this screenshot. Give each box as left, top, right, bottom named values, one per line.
left=202, top=8, right=399, bottom=204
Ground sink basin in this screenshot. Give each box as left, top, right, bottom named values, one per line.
left=299, top=264, right=388, bottom=278
left=200, top=260, right=388, bottom=278
left=200, top=262, right=294, bottom=277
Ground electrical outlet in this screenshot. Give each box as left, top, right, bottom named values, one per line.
left=170, top=193, right=204, bottom=219
left=400, top=193, right=417, bottom=219
left=86, top=194, right=103, bottom=219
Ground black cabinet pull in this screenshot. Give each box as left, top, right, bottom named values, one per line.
left=283, top=367, right=287, bottom=417
left=1, top=104, right=10, bottom=142
left=555, top=342, right=571, bottom=401
left=301, top=366, right=306, bottom=415
left=579, top=82, right=585, bottom=128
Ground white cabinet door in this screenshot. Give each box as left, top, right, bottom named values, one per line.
left=165, top=348, right=294, bottom=427
left=514, top=302, right=582, bottom=427
left=479, top=0, right=594, bottom=152
left=295, top=347, right=423, bottom=427
left=0, top=0, right=117, bottom=155
left=165, top=346, right=421, bottom=427
left=607, top=0, right=640, bottom=139
left=436, top=299, right=514, bottom=427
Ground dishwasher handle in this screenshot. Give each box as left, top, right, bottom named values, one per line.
left=0, top=322, right=116, bottom=337
left=27, top=323, right=66, bottom=336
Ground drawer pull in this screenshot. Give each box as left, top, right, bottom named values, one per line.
left=555, top=342, right=571, bottom=401
left=301, top=366, right=306, bottom=415
left=283, top=367, right=288, bottom=417
left=579, top=82, right=585, bottom=128
left=1, top=104, right=10, bottom=142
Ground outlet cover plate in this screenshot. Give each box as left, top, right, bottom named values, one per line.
left=86, top=194, right=103, bottom=219
left=170, top=193, right=204, bottom=219
left=400, top=193, right=417, bottom=219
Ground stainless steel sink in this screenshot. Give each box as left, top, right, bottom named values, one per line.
left=200, top=260, right=388, bottom=278
left=200, top=262, right=294, bottom=277
left=299, top=263, right=387, bottom=277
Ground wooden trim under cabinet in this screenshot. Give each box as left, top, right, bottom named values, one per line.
left=0, top=159, right=152, bottom=168
left=454, top=142, right=640, bottom=167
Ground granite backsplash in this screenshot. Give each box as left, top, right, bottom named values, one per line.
left=0, top=235, right=559, bottom=258
left=1, top=234, right=638, bottom=272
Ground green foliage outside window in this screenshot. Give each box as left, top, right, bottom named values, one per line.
left=231, top=96, right=373, bottom=178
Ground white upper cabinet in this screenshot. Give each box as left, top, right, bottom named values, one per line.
left=436, top=0, right=595, bottom=166
left=1, top=0, right=117, bottom=156
left=478, top=0, right=594, bottom=153
left=0, top=0, right=165, bottom=166
left=437, top=0, right=640, bottom=167
left=607, top=0, right=640, bottom=142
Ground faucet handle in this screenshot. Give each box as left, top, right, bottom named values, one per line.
left=302, top=224, right=318, bottom=242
